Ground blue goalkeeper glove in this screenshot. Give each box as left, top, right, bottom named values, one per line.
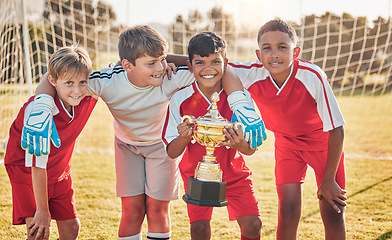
left=228, top=91, right=266, bottom=149
left=21, top=94, right=61, bottom=156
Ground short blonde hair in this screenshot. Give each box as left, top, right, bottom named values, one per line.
left=48, top=46, right=92, bottom=81
left=118, top=25, right=168, bottom=65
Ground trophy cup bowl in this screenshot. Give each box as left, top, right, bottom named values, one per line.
left=181, top=92, right=244, bottom=207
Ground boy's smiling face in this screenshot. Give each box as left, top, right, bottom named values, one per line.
left=187, top=53, right=227, bottom=95
left=124, top=53, right=168, bottom=88
left=49, top=73, right=89, bottom=113
left=256, top=30, right=300, bottom=85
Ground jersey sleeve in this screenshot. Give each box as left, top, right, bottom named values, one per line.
left=297, top=63, right=345, bottom=131
left=229, top=61, right=269, bottom=89
left=88, top=65, right=121, bottom=97
left=161, top=66, right=196, bottom=97
left=161, top=95, right=182, bottom=148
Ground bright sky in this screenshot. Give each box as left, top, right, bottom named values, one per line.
left=100, top=0, right=391, bottom=28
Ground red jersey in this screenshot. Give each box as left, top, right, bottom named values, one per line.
left=229, top=59, right=345, bottom=151
left=161, top=82, right=253, bottom=185
left=4, top=95, right=97, bottom=184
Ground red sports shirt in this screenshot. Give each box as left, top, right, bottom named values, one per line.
left=5, top=95, right=97, bottom=184
left=161, top=82, right=253, bottom=184
left=229, top=59, right=345, bottom=151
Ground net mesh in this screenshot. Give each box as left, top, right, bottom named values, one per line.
left=1, top=0, right=391, bottom=160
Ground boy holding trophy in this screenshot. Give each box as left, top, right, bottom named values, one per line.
left=161, top=32, right=262, bottom=240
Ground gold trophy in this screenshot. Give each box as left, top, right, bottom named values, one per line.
left=181, top=92, right=244, bottom=207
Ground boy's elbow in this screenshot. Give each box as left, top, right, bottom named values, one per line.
left=242, top=148, right=256, bottom=156
left=167, top=150, right=180, bottom=159
left=329, top=126, right=344, bottom=142
left=166, top=145, right=178, bottom=159
left=335, top=126, right=345, bottom=138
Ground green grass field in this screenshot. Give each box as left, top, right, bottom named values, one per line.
left=1, top=94, right=391, bottom=239
left=1, top=153, right=391, bottom=239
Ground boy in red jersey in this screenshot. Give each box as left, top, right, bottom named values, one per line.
left=162, top=32, right=262, bottom=240
left=4, top=46, right=97, bottom=240
left=228, top=19, right=347, bottom=240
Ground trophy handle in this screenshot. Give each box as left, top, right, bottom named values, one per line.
left=181, top=115, right=194, bottom=124
left=234, top=122, right=245, bottom=132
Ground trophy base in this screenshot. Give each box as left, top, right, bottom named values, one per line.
left=182, top=176, right=228, bottom=207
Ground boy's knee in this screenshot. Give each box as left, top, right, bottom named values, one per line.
left=239, top=216, right=262, bottom=238
left=191, top=221, right=211, bottom=240
left=320, top=200, right=346, bottom=225
left=69, top=221, right=81, bottom=238
left=249, top=216, right=262, bottom=232
left=279, top=202, right=301, bottom=218
left=71, top=219, right=81, bottom=231
left=146, top=200, right=170, bottom=218
left=57, top=218, right=80, bottom=240
left=122, top=205, right=145, bottom=223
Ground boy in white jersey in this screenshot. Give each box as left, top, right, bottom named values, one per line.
left=228, top=19, right=347, bottom=240
left=22, top=25, right=266, bottom=240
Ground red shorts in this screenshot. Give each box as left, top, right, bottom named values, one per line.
left=9, top=175, right=77, bottom=225
left=274, top=147, right=346, bottom=189
left=184, top=176, right=260, bottom=223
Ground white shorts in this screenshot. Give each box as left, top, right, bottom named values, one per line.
left=114, top=137, right=180, bottom=201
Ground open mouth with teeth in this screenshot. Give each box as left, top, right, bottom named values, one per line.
left=270, top=62, right=282, bottom=67
left=201, top=73, right=217, bottom=79
left=152, top=74, right=162, bottom=78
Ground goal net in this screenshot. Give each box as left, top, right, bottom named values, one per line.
left=1, top=0, right=391, bottom=160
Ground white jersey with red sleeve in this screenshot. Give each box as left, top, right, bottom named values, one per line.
left=87, top=65, right=195, bottom=146
left=229, top=59, right=345, bottom=151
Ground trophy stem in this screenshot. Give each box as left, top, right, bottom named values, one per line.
left=203, top=146, right=217, bottom=164
left=195, top=145, right=222, bottom=182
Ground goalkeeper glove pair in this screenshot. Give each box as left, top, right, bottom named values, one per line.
left=22, top=91, right=267, bottom=156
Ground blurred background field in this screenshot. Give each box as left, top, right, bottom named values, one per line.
left=1, top=0, right=392, bottom=239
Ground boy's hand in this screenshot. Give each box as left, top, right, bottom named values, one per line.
left=220, top=126, right=255, bottom=155
left=166, top=63, right=177, bottom=80
left=21, top=94, right=61, bottom=156
left=227, top=91, right=266, bottom=149
left=177, top=121, right=194, bottom=140
left=28, top=210, right=51, bottom=240
left=317, top=179, right=347, bottom=213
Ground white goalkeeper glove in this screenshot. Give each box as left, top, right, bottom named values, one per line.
left=21, top=94, right=61, bottom=156
left=228, top=91, right=266, bottom=149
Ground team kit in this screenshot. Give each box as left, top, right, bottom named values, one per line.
left=4, top=20, right=347, bottom=240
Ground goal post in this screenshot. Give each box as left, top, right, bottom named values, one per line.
left=1, top=0, right=391, bottom=160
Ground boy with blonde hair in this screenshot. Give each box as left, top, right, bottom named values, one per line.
left=229, top=19, right=347, bottom=240
left=5, top=46, right=96, bottom=240
left=23, top=25, right=265, bottom=239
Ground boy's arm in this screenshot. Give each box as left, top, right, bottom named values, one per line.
left=166, top=54, right=188, bottom=66
left=166, top=121, right=193, bottom=159
left=224, top=66, right=266, bottom=149
left=221, top=65, right=244, bottom=95
left=22, top=72, right=60, bottom=156
left=317, top=126, right=347, bottom=213
left=28, top=167, right=51, bottom=240
left=36, top=73, right=56, bottom=96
